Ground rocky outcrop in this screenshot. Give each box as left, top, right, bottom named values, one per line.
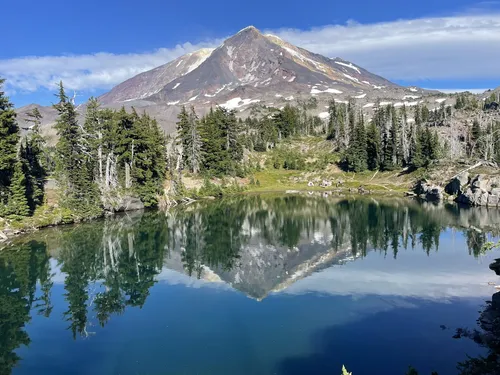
left=414, top=180, right=443, bottom=201
left=445, top=172, right=469, bottom=195
left=456, top=175, right=500, bottom=207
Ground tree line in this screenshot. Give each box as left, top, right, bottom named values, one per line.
left=0, top=79, right=167, bottom=220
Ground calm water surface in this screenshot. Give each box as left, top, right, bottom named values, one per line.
left=2, top=195, right=500, bottom=375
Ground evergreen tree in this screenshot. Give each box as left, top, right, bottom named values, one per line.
left=129, top=112, right=166, bottom=207
left=470, top=119, right=482, bottom=157
left=346, top=112, right=368, bottom=172
left=0, top=78, right=19, bottom=204
left=53, top=81, right=100, bottom=217
left=176, top=106, right=202, bottom=174
left=21, top=109, right=47, bottom=211
left=366, top=121, right=381, bottom=170
left=7, top=161, right=30, bottom=217
left=412, top=124, right=425, bottom=168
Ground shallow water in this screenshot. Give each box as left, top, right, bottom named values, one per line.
left=2, top=195, right=500, bottom=375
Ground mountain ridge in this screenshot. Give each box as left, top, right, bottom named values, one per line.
left=16, top=26, right=472, bottom=135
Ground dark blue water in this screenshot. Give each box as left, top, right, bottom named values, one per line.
left=2, top=195, right=500, bottom=375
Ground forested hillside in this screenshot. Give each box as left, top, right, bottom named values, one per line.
left=1, top=76, right=499, bottom=230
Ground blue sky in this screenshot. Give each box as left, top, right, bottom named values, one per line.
left=2, top=0, right=500, bottom=107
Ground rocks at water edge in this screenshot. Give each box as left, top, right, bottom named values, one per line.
left=415, top=173, right=500, bottom=207
left=456, top=175, right=500, bottom=207
left=445, top=172, right=469, bottom=196
left=414, top=180, right=443, bottom=201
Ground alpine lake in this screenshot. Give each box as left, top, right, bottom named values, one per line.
left=2, top=194, right=500, bottom=375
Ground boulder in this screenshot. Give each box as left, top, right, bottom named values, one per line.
left=471, top=174, right=488, bottom=191
left=445, top=172, right=469, bottom=195
left=414, top=180, right=443, bottom=201
left=457, top=188, right=477, bottom=205
left=488, top=194, right=499, bottom=207
left=480, top=192, right=490, bottom=206
left=427, top=187, right=443, bottom=201
left=491, top=188, right=500, bottom=196
left=471, top=174, right=500, bottom=193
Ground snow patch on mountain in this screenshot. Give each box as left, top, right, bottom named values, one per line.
left=221, top=97, right=260, bottom=110
left=334, top=61, right=361, bottom=74
left=311, top=87, right=343, bottom=94
left=343, top=74, right=359, bottom=83
left=354, top=93, right=367, bottom=99
left=172, top=83, right=181, bottom=90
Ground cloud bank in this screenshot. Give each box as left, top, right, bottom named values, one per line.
left=1, top=14, right=500, bottom=94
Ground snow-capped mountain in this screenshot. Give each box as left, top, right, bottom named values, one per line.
left=16, top=26, right=448, bottom=135
left=100, top=26, right=406, bottom=114
left=99, top=48, right=214, bottom=104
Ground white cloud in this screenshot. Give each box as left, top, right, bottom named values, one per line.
left=268, top=15, right=500, bottom=82
left=283, top=265, right=494, bottom=300
left=1, top=14, right=500, bottom=94
left=0, top=41, right=222, bottom=93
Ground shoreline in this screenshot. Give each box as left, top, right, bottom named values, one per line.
left=3, top=184, right=498, bottom=245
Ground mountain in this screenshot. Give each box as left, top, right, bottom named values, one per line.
left=91, top=26, right=436, bottom=131
left=99, top=48, right=214, bottom=104
left=146, top=26, right=400, bottom=106
left=17, top=26, right=443, bottom=135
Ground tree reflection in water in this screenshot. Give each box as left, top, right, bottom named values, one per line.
left=1, top=195, right=499, bottom=374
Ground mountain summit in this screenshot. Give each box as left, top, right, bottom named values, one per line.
left=17, top=26, right=431, bottom=134
left=101, top=26, right=402, bottom=115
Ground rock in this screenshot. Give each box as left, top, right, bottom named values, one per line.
left=104, top=195, right=144, bottom=213
left=480, top=192, right=490, bottom=206
left=414, top=179, right=429, bottom=195
left=445, top=172, right=469, bottom=195
left=491, top=188, right=500, bottom=196
left=471, top=174, right=500, bottom=192
left=414, top=180, right=443, bottom=201
left=457, top=188, right=475, bottom=205
left=426, top=187, right=443, bottom=201
left=488, top=194, right=499, bottom=207
left=490, top=259, right=500, bottom=276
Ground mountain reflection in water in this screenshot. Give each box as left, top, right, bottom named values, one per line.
left=1, top=195, right=500, bottom=375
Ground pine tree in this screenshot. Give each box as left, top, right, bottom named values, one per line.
left=129, top=112, right=166, bottom=206
left=177, top=106, right=202, bottom=174
left=7, top=161, right=30, bottom=217
left=412, top=123, right=424, bottom=168
left=22, top=108, right=47, bottom=210
left=327, top=100, right=337, bottom=140
left=366, top=121, right=381, bottom=171
left=345, top=112, right=367, bottom=172
left=0, top=78, right=20, bottom=203
left=54, top=81, right=100, bottom=217
left=469, top=119, right=482, bottom=158
left=382, top=130, right=395, bottom=171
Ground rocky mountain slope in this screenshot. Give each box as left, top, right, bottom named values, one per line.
left=15, top=26, right=492, bottom=135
